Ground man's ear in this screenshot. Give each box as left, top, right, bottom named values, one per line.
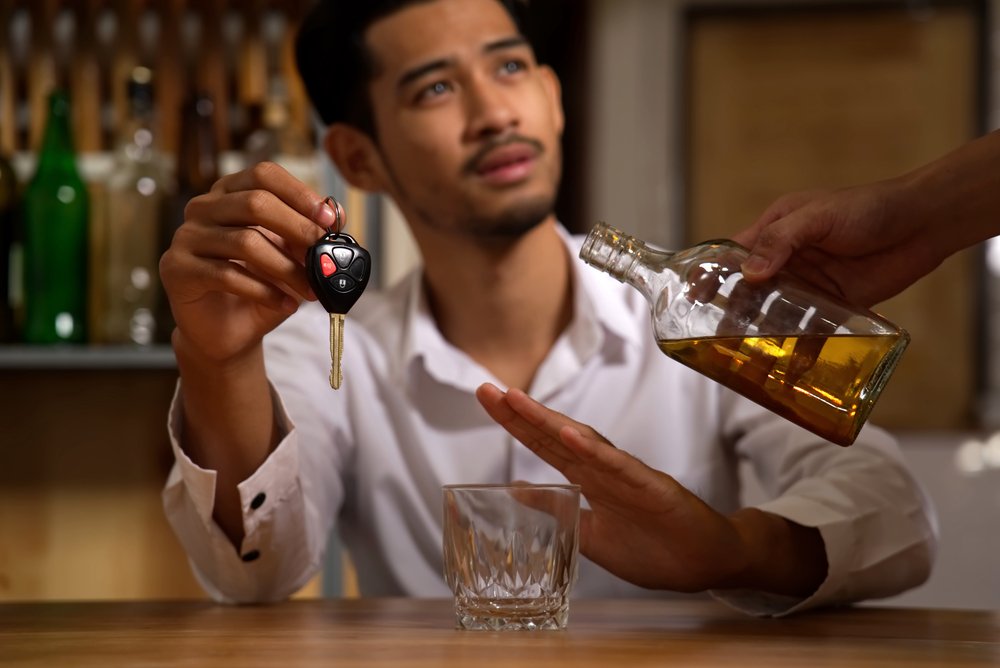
left=538, top=65, right=565, bottom=137
left=323, top=123, right=388, bottom=192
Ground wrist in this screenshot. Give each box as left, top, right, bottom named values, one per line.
left=172, top=328, right=265, bottom=385
left=724, top=508, right=827, bottom=597
left=171, top=327, right=275, bottom=470
left=900, top=139, right=1000, bottom=255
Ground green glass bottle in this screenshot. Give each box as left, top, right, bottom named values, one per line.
left=22, top=90, right=90, bottom=343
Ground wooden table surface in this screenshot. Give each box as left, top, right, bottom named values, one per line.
left=1, top=597, right=998, bottom=667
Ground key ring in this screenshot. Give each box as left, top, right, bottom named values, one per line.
left=323, top=195, right=345, bottom=236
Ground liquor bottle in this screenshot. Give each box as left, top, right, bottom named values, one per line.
left=110, top=0, right=140, bottom=143
left=70, top=0, right=106, bottom=154
left=195, top=0, right=230, bottom=152
left=165, top=92, right=219, bottom=245
left=101, top=67, right=171, bottom=345
left=0, top=148, right=17, bottom=342
left=579, top=222, right=909, bottom=446
left=243, top=78, right=316, bottom=186
left=236, top=0, right=268, bottom=141
left=157, top=91, right=219, bottom=342
left=154, top=0, right=186, bottom=157
left=22, top=90, right=90, bottom=344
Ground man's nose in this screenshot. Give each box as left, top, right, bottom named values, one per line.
left=463, top=75, right=519, bottom=139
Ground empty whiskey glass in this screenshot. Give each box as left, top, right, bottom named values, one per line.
left=442, top=483, right=580, bottom=631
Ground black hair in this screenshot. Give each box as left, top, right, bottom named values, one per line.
left=295, top=0, right=529, bottom=138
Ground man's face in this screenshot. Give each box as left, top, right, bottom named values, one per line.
left=363, top=0, right=564, bottom=240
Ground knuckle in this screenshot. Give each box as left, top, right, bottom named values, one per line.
left=183, top=192, right=210, bottom=220
left=232, top=227, right=265, bottom=254
left=756, top=226, right=784, bottom=250
left=211, top=260, right=245, bottom=290
left=157, top=249, right=176, bottom=281
left=248, top=160, right=282, bottom=185
left=168, top=223, right=198, bottom=250
left=243, top=189, right=273, bottom=219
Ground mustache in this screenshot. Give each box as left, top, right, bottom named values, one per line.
left=462, top=135, right=545, bottom=175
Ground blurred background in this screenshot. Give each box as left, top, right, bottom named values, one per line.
left=1, top=0, right=998, bottom=609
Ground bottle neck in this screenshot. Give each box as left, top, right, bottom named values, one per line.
left=36, top=94, right=78, bottom=175
left=178, top=98, right=219, bottom=192
left=579, top=222, right=670, bottom=303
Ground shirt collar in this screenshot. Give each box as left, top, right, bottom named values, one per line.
left=395, top=223, right=646, bottom=391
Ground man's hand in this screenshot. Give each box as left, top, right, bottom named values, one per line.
left=731, top=179, right=948, bottom=308
left=734, top=129, right=1000, bottom=307
left=158, top=162, right=340, bottom=545
left=159, top=161, right=338, bottom=366
left=476, top=383, right=827, bottom=597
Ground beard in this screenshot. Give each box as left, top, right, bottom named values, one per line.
left=460, top=191, right=556, bottom=239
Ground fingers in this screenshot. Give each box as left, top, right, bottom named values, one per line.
left=506, top=484, right=580, bottom=526
left=160, top=248, right=299, bottom=314
left=504, top=387, right=611, bottom=445
left=475, top=384, right=576, bottom=469
left=168, top=162, right=347, bottom=307
left=214, top=161, right=339, bottom=231
left=195, top=162, right=346, bottom=263
left=737, top=190, right=829, bottom=282
left=476, top=383, right=628, bottom=477
left=171, top=221, right=316, bottom=300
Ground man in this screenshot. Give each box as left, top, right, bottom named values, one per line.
left=735, top=130, right=1000, bottom=306
left=159, top=0, right=935, bottom=614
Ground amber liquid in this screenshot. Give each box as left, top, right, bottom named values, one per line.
left=658, top=334, right=905, bottom=446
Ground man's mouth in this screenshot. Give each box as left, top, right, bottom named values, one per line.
left=466, top=139, right=543, bottom=185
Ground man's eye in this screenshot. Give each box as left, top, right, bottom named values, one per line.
left=418, top=81, right=452, bottom=101
left=499, top=59, right=527, bottom=76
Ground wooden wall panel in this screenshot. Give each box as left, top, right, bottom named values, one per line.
left=0, top=369, right=320, bottom=600
left=685, top=6, right=980, bottom=429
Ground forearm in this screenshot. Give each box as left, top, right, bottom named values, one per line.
left=173, top=330, right=280, bottom=546
left=903, top=128, right=1000, bottom=255
left=726, top=508, right=827, bottom=598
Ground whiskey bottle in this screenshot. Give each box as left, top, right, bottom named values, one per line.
left=580, top=222, right=909, bottom=446
left=102, top=67, right=171, bottom=345
left=22, top=90, right=90, bottom=344
left=157, top=91, right=219, bottom=342
left=243, top=78, right=316, bottom=187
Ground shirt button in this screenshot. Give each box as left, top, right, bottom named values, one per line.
left=250, top=492, right=266, bottom=510
left=241, top=550, right=261, bottom=563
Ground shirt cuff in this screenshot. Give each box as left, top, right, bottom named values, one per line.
left=164, top=379, right=300, bottom=538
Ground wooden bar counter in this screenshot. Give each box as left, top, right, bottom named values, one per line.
left=1, top=598, right=998, bottom=667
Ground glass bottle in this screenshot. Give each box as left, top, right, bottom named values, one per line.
left=157, top=91, right=219, bottom=342
left=165, top=91, right=219, bottom=242
left=0, top=147, right=18, bottom=342
left=102, top=66, right=171, bottom=345
left=580, top=222, right=909, bottom=446
left=243, top=78, right=315, bottom=184
left=22, top=90, right=90, bottom=344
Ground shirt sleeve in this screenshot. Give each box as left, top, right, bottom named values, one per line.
left=709, top=392, right=939, bottom=617
left=161, top=380, right=331, bottom=604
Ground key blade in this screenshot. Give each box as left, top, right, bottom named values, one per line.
left=330, top=313, right=345, bottom=390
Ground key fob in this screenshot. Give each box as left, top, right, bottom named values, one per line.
left=306, top=232, right=372, bottom=314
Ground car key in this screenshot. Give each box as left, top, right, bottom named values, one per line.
left=305, top=198, right=371, bottom=389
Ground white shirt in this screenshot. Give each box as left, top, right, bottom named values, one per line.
left=163, top=227, right=937, bottom=615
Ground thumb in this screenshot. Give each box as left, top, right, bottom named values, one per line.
left=740, top=209, right=820, bottom=282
